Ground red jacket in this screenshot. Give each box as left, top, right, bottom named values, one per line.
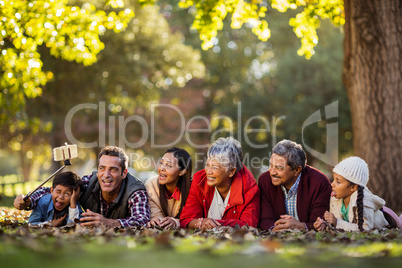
left=258, top=165, right=331, bottom=230
left=180, top=165, right=260, bottom=228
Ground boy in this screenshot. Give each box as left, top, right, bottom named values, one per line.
left=28, top=171, right=83, bottom=227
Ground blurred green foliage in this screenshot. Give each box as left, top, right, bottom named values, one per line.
left=0, top=0, right=134, bottom=125
left=159, top=3, right=351, bottom=173
left=174, top=0, right=344, bottom=59
left=0, top=1, right=205, bottom=179
left=0, top=0, right=351, bottom=179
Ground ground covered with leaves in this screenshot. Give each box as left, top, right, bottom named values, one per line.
left=1, top=207, right=401, bottom=268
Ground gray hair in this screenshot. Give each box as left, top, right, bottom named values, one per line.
left=207, top=137, right=243, bottom=173
left=272, top=139, right=306, bottom=170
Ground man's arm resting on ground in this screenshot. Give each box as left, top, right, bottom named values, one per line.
left=118, top=189, right=150, bottom=228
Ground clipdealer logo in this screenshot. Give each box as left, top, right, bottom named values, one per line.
left=64, top=101, right=338, bottom=167
left=64, top=102, right=285, bottom=149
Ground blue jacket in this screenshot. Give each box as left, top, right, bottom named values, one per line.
left=28, top=193, right=83, bottom=225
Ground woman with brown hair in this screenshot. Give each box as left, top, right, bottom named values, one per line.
left=146, top=147, right=192, bottom=229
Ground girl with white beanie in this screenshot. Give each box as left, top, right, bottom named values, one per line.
left=314, top=156, right=401, bottom=231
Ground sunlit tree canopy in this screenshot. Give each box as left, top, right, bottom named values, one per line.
left=170, top=0, right=344, bottom=57
left=1, top=0, right=344, bottom=126
left=0, top=0, right=133, bottom=124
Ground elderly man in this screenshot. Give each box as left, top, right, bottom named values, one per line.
left=180, top=137, right=260, bottom=230
left=258, top=139, right=331, bottom=231
left=14, top=146, right=150, bottom=228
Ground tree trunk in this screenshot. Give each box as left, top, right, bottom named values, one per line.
left=19, top=149, right=32, bottom=182
left=343, top=0, right=401, bottom=212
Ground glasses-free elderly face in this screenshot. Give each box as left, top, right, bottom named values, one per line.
left=204, top=158, right=236, bottom=192
left=269, top=153, right=302, bottom=190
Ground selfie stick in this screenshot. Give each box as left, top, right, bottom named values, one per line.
left=23, top=160, right=71, bottom=202
left=23, top=144, right=77, bottom=202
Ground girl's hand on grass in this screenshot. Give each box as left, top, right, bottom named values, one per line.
left=323, top=211, right=337, bottom=227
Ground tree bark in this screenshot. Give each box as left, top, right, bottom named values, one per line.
left=19, top=148, right=32, bottom=182
left=343, top=0, right=401, bottom=212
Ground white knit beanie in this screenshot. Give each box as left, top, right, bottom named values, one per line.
left=333, top=156, right=369, bottom=187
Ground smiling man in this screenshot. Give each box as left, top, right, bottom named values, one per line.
left=15, top=146, right=150, bottom=228
left=258, top=140, right=331, bottom=231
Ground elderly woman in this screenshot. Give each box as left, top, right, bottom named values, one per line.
left=180, top=137, right=260, bottom=230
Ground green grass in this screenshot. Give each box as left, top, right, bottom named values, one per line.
left=0, top=229, right=401, bottom=268
left=1, top=237, right=401, bottom=268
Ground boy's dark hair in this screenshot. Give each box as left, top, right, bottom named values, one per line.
left=53, top=171, right=83, bottom=193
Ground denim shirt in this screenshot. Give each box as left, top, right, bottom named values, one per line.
left=28, top=193, right=83, bottom=226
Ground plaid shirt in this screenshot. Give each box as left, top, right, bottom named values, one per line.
left=28, top=174, right=150, bottom=228
left=281, top=173, right=301, bottom=220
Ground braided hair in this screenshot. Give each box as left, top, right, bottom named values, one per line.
left=356, top=185, right=365, bottom=231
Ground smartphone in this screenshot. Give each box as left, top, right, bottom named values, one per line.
left=53, top=144, right=78, bottom=161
